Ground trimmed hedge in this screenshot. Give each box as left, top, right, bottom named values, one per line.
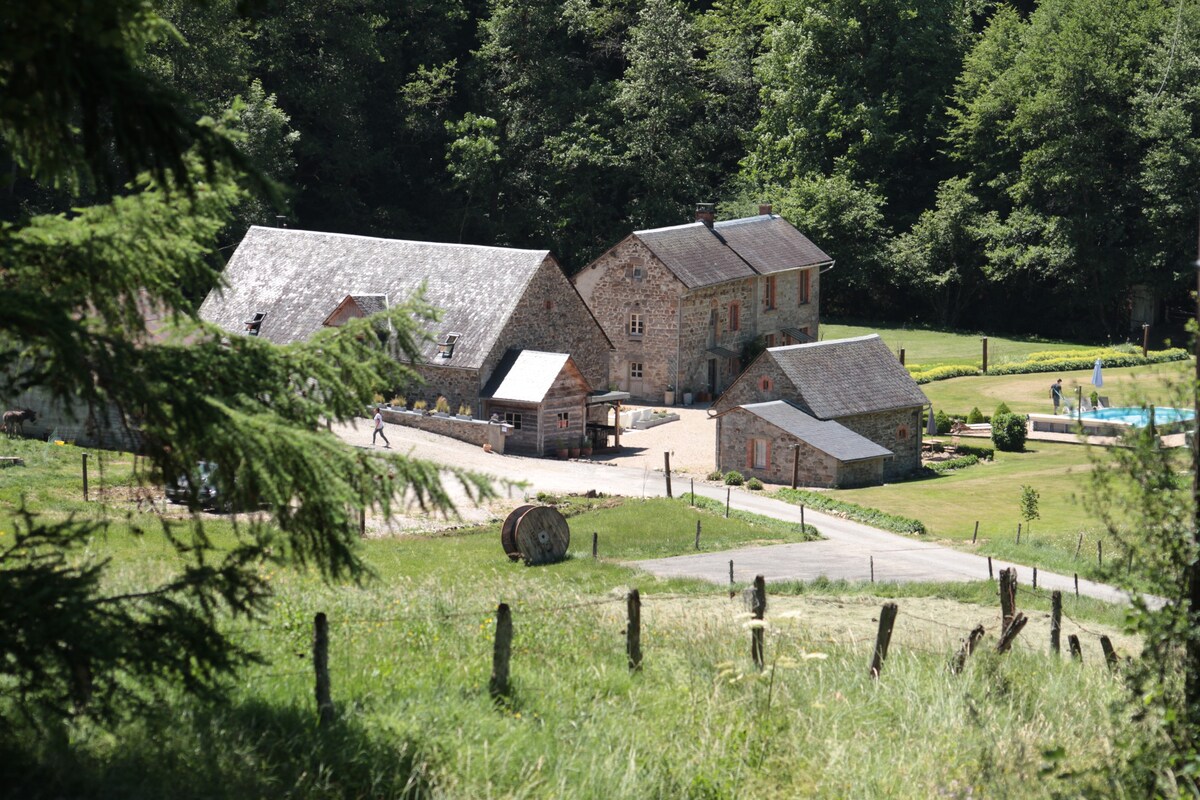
left=953, top=443, right=994, bottom=460
left=927, top=454, right=979, bottom=473
left=774, top=489, right=927, bottom=535
left=906, top=347, right=1188, bottom=385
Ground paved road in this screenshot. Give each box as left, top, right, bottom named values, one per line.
left=336, top=420, right=1141, bottom=605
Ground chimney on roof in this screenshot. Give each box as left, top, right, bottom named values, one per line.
left=758, top=203, right=773, bottom=216
left=695, top=203, right=715, bottom=228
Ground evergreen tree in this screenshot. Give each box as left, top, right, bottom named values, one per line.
left=0, top=0, right=491, bottom=724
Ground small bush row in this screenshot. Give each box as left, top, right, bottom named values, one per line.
left=927, top=454, right=979, bottom=473
left=906, top=347, right=1188, bottom=384
left=774, top=489, right=927, bottom=535
left=953, top=442, right=994, bottom=460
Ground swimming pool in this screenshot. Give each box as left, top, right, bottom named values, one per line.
left=1078, top=406, right=1196, bottom=426
left=1029, top=406, right=1195, bottom=437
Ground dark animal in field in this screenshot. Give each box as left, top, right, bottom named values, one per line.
left=2, top=408, right=37, bottom=437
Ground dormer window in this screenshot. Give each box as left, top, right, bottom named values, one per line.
left=437, top=332, right=461, bottom=359
left=244, top=312, right=265, bottom=336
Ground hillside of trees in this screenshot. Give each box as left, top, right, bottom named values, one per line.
left=5, top=0, right=1199, bottom=339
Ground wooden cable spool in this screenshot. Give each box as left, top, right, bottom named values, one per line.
left=501, top=504, right=536, bottom=561
left=500, top=504, right=570, bottom=565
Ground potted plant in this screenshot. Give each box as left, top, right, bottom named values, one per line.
left=434, top=395, right=451, bottom=416
left=555, top=440, right=570, bottom=459
left=390, top=394, right=406, bottom=410
left=456, top=403, right=472, bottom=419
left=579, top=436, right=593, bottom=457
left=413, top=399, right=428, bottom=414
left=664, top=385, right=675, bottom=406
left=569, top=440, right=581, bottom=458
left=682, top=387, right=694, bottom=406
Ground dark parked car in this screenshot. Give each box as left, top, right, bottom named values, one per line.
left=165, top=461, right=226, bottom=511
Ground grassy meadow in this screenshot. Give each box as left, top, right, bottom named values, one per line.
left=821, top=322, right=1096, bottom=369
left=0, top=437, right=1157, bottom=798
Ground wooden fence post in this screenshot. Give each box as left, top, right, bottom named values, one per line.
left=972, top=521, right=979, bottom=544
left=592, top=531, right=598, bottom=559
left=1098, top=540, right=1103, bottom=569
left=82, top=453, right=89, bottom=502
left=1032, top=567, right=1037, bottom=589
left=690, top=478, right=694, bottom=506
left=490, top=603, right=513, bottom=699
left=1075, top=532, right=1084, bottom=559
left=801, top=505, right=805, bottom=530
left=627, top=589, right=642, bottom=672
left=981, top=337, right=989, bottom=373
left=988, top=556, right=993, bottom=580
left=1016, top=523, right=1022, bottom=545
left=791, top=445, right=800, bottom=490
left=951, top=625, right=986, bottom=675
left=999, top=568, right=1016, bottom=631
left=1068, top=634, right=1082, bottom=661
left=996, top=613, right=1028, bottom=653
left=870, top=555, right=875, bottom=584
left=1074, top=573, right=1079, bottom=597
left=664, top=452, right=672, bottom=498
left=1100, top=636, right=1118, bottom=671
left=314, top=612, right=333, bottom=727
left=695, top=520, right=701, bottom=550
left=726, top=487, right=730, bottom=518
left=751, top=575, right=766, bottom=670
left=870, top=603, right=898, bottom=678
left=1050, top=591, right=1062, bottom=655
left=359, top=506, right=366, bottom=538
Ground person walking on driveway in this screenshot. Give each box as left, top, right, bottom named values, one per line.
left=1050, top=379, right=1064, bottom=414
left=372, top=407, right=390, bottom=448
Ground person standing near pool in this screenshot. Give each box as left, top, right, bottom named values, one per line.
left=1050, top=378, right=1064, bottom=414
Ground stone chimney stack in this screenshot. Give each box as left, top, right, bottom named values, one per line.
left=758, top=203, right=773, bottom=216
left=695, top=203, right=715, bottom=228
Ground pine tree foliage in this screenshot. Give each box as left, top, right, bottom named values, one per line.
left=0, top=2, right=495, bottom=724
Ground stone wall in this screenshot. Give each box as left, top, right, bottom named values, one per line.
left=710, top=353, right=798, bottom=415
left=378, top=407, right=506, bottom=452
left=487, top=256, right=613, bottom=394
left=756, top=267, right=820, bottom=344
left=716, top=408, right=884, bottom=488
left=677, top=281, right=756, bottom=398
left=573, top=237, right=683, bottom=400
left=396, top=365, right=482, bottom=418
left=836, top=407, right=923, bottom=481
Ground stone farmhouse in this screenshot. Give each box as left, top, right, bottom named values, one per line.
left=572, top=204, right=832, bottom=403
left=199, top=226, right=617, bottom=454
left=711, top=335, right=929, bottom=487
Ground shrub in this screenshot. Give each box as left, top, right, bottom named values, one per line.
left=935, top=409, right=952, bottom=434
left=391, top=395, right=407, bottom=409
left=775, top=489, right=927, bottom=535
left=724, top=470, right=745, bottom=486
left=435, top=396, right=451, bottom=414
left=966, top=407, right=984, bottom=424
left=746, top=477, right=764, bottom=490
left=707, top=470, right=724, bottom=481
left=954, top=443, right=994, bottom=460
left=993, top=402, right=1012, bottom=418
left=991, top=412, right=1027, bottom=452
left=927, top=454, right=979, bottom=473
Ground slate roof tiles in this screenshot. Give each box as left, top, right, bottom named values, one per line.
left=736, top=401, right=893, bottom=462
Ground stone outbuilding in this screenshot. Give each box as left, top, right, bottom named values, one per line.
left=714, top=401, right=892, bottom=488
left=572, top=204, right=832, bottom=402
left=199, top=226, right=615, bottom=429
left=712, top=334, right=929, bottom=485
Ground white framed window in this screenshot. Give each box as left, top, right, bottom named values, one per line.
left=629, top=312, right=645, bottom=336
left=630, top=362, right=644, bottom=379
left=557, top=411, right=570, bottom=429
left=504, top=412, right=522, bottom=430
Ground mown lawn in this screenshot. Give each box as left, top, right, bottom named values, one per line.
left=822, top=321, right=1094, bottom=369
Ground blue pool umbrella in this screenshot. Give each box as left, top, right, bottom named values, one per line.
left=1091, top=358, right=1104, bottom=388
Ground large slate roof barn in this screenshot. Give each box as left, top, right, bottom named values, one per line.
left=200, top=226, right=614, bottom=439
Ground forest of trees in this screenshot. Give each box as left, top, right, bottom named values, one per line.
left=5, top=0, right=1200, bottom=339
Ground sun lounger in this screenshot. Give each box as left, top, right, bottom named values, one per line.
left=1080, top=398, right=1093, bottom=412
left=1097, top=396, right=1110, bottom=409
